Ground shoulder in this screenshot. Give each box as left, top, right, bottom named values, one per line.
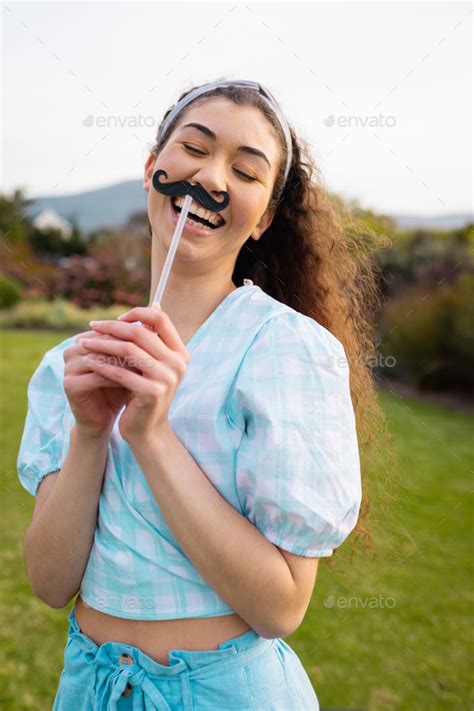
left=240, top=293, right=348, bottom=382
left=227, top=297, right=350, bottom=427
left=244, top=287, right=345, bottom=349
left=28, top=333, right=80, bottom=390
left=265, top=308, right=344, bottom=353
left=41, top=332, right=79, bottom=361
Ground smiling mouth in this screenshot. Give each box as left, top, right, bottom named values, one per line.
left=171, top=197, right=226, bottom=230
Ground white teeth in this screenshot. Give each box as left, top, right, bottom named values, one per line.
left=185, top=216, right=212, bottom=231
left=173, top=196, right=224, bottom=227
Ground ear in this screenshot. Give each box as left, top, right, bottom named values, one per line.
left=251, top=208, right=275, bottom=241
left=143, top=153, right=157, bottom=191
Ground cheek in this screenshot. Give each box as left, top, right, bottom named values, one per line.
left=158, top=146, right=189, bottom=176
left=147, top=154, right=178, bottom=213
left=147, top=183, right=161, bottom=216
left=232, top=197, right=262, bottom=230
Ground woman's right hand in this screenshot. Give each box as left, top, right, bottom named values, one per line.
left=63, top=331, right=131, bottom=438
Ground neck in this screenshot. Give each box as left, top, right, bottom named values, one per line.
left=147, top=236, right=237, bottom=346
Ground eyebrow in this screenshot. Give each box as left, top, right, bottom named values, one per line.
left=180, top=122, right=272, bottom=170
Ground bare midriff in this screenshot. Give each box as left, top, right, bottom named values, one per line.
left=73, top=594, right=252, bottom=666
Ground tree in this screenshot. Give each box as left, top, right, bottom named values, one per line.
left=0, top=189, right=37, bottom=244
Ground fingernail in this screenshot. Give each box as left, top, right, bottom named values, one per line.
left=117, top=313, right=129, bottom=320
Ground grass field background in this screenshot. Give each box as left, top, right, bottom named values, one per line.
left=1, top=329, right=472, bottom=710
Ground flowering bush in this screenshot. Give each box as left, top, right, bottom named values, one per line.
left=54, top=231, right=151, bottom=309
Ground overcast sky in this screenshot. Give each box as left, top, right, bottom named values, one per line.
left=2, top=1, right=472, bottom=216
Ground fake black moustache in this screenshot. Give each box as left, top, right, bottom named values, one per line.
left=152, top=169, right=229, bottom=212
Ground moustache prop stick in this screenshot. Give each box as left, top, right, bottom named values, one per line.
left=150, top=169, right=230, bottom=308
left=126, top=170, right=230, bottom=330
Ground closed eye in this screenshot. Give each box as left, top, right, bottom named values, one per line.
left=183, top=144, right=257, bottom=182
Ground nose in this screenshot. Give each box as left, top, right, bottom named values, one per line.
left=190, top=164, right=227, bottom=203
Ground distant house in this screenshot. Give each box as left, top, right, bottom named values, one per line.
left=32, top=209, right=73, bottom=240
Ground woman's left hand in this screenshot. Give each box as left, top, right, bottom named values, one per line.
left=82, top=307, right=190, bottom=445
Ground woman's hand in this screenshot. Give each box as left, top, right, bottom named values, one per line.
left=63, top=331, right=131, bottom=438
left=82, top=307, right=190, bottom=445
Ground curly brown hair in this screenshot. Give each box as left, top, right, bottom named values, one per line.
left=147, top=78, right=404, bottom=570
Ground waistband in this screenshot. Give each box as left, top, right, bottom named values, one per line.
left=66, top=605, right=275, bottom=680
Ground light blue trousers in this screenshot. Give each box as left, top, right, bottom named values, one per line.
left=52, top=606, right=320, bottom=710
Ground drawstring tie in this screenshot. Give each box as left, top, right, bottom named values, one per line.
left=92, top=650, right=174, bottom=710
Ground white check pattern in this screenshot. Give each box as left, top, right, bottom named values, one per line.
left=17, top=283, right=362, bottom=620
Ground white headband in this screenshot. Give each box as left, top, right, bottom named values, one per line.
left=158, top=79, right=293, bottom=187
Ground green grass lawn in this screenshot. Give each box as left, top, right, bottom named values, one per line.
left=1, top=329, right=472, bottom=710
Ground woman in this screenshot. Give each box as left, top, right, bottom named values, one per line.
left=18, top=78, right=382, bottom=710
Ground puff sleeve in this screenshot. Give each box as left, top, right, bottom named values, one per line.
left=228, top=311, right=362, bottom=558
left=17, top=338, right=73, bottom=497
